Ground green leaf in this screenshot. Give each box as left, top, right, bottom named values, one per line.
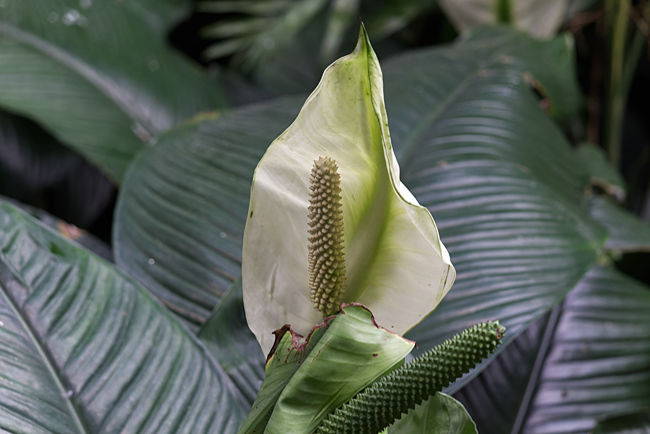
left=114, top=98, right=301, bottom=327
left=387, top=393, right=477, bottom=434
left=576, top=143, right=626, bottom=200
left=238, top=318, right=328, bottom=434
left=3, top=196, right=112, bottom=261
left=380, top=27, right=604, bottom=363
left=198, top=278, right=265, bottom=404
left=0, top=0, right=227, bottom=182
left=456, top=266, right=650, bottom=433
left=588, top=195, right=650, bottom=253
left=242, top=27, right=455, bottom=354
left=0, top=200, right=248, bottom=433
left=263, top=305, right=414, bottom=433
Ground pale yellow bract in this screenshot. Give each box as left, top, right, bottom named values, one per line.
left=242, top=26, right=455, bottom=355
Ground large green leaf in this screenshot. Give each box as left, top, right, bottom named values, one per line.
left=114, top=26, right=599, bottom=365
left=383, top=28, right=604, bottom=357
left=0, top=0, right=226, bottom=182
left=456, top=266, right=650, bottom=433
left=0, top=201, right=248, bottom=433
left=198, top=278, right=265, bottom=405
left=114, top=99, right=300, bottom=327
left=386, top=393, right=477, bottom=434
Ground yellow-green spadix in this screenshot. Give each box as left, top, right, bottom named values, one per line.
left=242, top=26, right=455, bottom=355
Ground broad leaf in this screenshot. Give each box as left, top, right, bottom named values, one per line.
left=0, top=201, right=248, bottom=433
left=456, top=266, right=650, bottom=433
left=242, top=27, right=454, bottom=354
left=198, top=279, right=265, bottom=404
left=114, top=98, right=301, bottom=327
left=387, top=392, right=477, bottom=434
left=0, top=0, right=227, bottom=182
left=587, top=196, right=650, bottom=253
left=3, top=196, right=112, bottom=261
left=382, top=28, right=604, bottom=363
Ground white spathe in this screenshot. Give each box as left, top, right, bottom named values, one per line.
left=242, top=27, right=455, bottom=355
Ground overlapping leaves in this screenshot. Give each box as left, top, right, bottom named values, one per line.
left=0, top=201, right=248, bottom=433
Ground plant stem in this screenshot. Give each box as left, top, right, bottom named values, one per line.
left=604, top=0, right=630, bottom=169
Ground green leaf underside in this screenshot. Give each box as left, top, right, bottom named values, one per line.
left=240, top=304, right=414, bottom=434
left=0, top=0, right=226, bottom=182
left=386, top=393, right=477, bottom=434
left=198, top=278, right=265, bottom=405
left=456, top=266, right=650, bottom=433
left=587, top=196, right=650, bottom=252
left=114, top=98, right=301, bottom=328
left=243, top=26, right=454, bottom=354
left=0, top=201, right=248, bottom=433
left=114, top=26, right=601, bottom=382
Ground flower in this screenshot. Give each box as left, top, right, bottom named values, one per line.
left=242, top=26, right=455, bottom=354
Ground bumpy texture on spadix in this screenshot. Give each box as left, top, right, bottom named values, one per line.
left=308, top=157, right=346, bottom=315
left=317, top=321, right=505, bottom=434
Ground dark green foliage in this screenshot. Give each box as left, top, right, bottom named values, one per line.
left=317, top=321, right=505, bottom=433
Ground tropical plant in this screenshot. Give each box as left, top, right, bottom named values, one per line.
left=1, top=0, right=649, bottom=432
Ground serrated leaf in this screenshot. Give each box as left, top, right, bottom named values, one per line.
left=0, top=200, right=248, bottom=433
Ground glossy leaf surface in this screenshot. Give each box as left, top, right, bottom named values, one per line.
left=0, top=201, right=248, bottom=433
left=456, top=266, right=650, bottom=434
left=115, top=99, right=301, bottom=327
left=0, top=0, right=226, bottom=181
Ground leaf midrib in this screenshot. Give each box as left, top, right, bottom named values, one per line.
left=0, top=259, right=90, bottom=434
